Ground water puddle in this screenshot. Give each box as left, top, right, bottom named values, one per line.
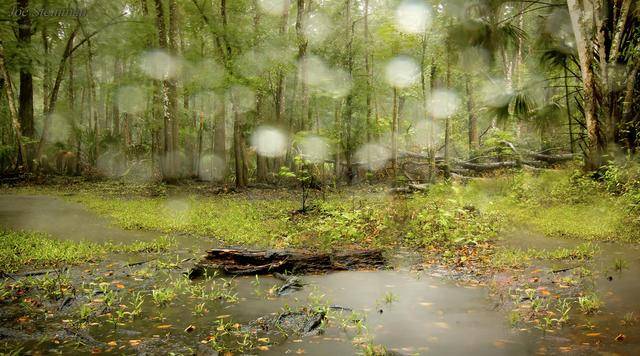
left=0, top=195, right=160, bottom=244
left=1, top=194, right=639, bottom=354
left=499, top=228, right=640, bottom=354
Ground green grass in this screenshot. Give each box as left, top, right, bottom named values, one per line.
left=491, top=242, right=599, bottom=268
left=0, top=230, right=175, bottom=273
left=456, top=170, right=639, bottom=242
left=65, top=188, right=502, bottom=252
left=71, top=194, right=297, bottom=248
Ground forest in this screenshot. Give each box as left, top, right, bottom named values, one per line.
left=0, top=0, right=639, bottom=354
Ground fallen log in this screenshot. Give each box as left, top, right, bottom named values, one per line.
left=527, top=152, right=574, bottom=163
left=453, top=160, right=519, bottom=172
left=188, top=248, right=386, bottom=278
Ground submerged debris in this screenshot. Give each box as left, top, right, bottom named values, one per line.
left=250, top=308, right=327, bottom=337
left=273, top=272, right=306, bottom=296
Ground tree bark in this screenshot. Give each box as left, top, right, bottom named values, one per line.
left=567, top=0, right=603, bottom=170
left=0, top=42, right=27, bottom=167
left=191, top=248, right=385, bottom=276
left=364, top=0, right=372, bottom=159
left=167, top=0, right=180, bottom=179
left=466, top=78, right=478, bottom=153
left=17, top=0, right=34, bottom=142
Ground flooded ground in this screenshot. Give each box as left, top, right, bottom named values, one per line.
left=1, top=194, right=639, bottom=354
left=0, top=195, right=160, bottom=244
left=497, top=229, right=640, bottom=354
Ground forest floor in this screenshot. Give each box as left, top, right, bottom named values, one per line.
left=0, top=169, right=639, bottom=354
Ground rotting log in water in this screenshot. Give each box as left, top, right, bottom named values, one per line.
left=188, top=248, right=385, bottom=278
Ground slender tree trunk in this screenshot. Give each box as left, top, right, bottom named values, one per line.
left=443, top=36, right=452, bottom=176
left=296, top=0, right=308, bottom=132
left=37, top=28, right=78, bottom=159
left=233, top=103, right=247, bottom=189
left=214, top=99, right=226, bottom=180
left=112, top=57, right=120, bottom=137
left=167, top=0, right=179, bottom=179
left=334, top=100, right=342, bottom=180
left=364, top=0, right=372, bottom=172
left=0, top=42, right=27, bottom=167
left=564, top=66, right=575, bottom=153
left=343, top=0, right=354, bottom=182
left=622, top=61, right=639, bottom=152
left=466, top=78, right=478, bottom=153
left=273, top=0, right=289, bottom=173
left=16, top=0, right=33, bottom=168
left=391, top=87, right=398, bottom=180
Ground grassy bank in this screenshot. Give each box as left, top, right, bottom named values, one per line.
left=0, top=230, right=175, bottom=273
left=456, top=169, right=640, bottom=242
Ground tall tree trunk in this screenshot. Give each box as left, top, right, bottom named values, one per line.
left=567, top=0, right=603, bottom=170
left=273, top=0, right=289, bottom=173
left=17, top=0, right=34, bottom=168
left=112, top=57, right=120, bottom=137
left=214, top=99, right=226, bottom=180
left=343, top=0, right=354, bottom=182
left=167, top=0, right=180, bottom=179
left=443, top=35, right=452, bottom=177
left=466, top=78, right=478, bottom=153
left=253, top=0, right=268, bottom=183
left=391, top=87, right=398, bottom=180
left=564, top=66, right=575, bottom=153
left=622, top=61, right=639, bottom=152
left=37, top=28, right=78, bottom=159
left=0, top=42, right=27, bottom=167
left=363, top=0, right=372, bottom=172
left=295, top=0, right=308, bottom=132
left=233, top=103, right=248, bottom=189
left=334, top=100, right=342, bottom=180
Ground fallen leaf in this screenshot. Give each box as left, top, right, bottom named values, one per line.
left=129, top=340, right=141, bottom=346
left=258, top=337, right=270, bottom=343
left=157, top=324, right=172, bottom=329
left=257, top=346, right=270, bottom=351
left=107, top=341, right=117, bottom=346
left=585, top=333, right=601, bottom=337
left=184, top=325, right=196, bottom=333
left=115, top=284, right=125, bottom=289
left=216, top=314, right=231, bottom=319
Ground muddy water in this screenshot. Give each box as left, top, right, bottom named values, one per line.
left=500, top=229, right=640, bottom=354
left=1, top=194, right=638, bottom=355
left=256, top=271, right=537, bottom=355
left=0, top=195, right=161, bottom=244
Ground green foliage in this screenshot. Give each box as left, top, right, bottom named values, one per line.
left=578, top=293, right=603, bottom=315
left=491, top=243, right=598, bottom=268
left=403, top=187, right=501, bottom=248
left=461, top=170, right=639, bottom=242
left=0, top=230, right=175, bottom=273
